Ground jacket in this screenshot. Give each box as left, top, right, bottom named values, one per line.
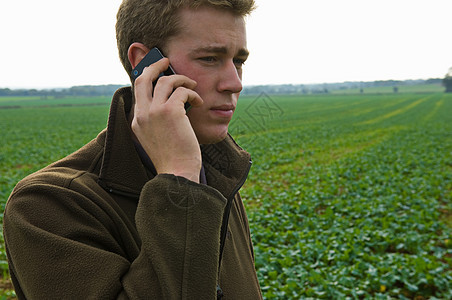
left=4, top=87, right=262, bottom=299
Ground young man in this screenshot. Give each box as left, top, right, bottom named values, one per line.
left=3, top=0, right=262, bottom=299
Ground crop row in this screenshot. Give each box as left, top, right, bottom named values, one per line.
left=1, top=93, right=451, bottom=298
left=233, top=93, right=451, bottom=298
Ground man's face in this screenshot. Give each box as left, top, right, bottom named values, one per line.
left=165, top=6, right=248, bottom=145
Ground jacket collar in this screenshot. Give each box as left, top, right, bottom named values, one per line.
left=98, top=87, right=149, bottom=196
left=98, top=87, right=251, bottom=199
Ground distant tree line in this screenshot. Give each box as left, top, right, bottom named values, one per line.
left=443, top=67, right=452, bottom=93
left=0, top=85, right=124, bottom=98
left=0, top=78, right=447, bottom=97
left=240, top=78, right=443, bottom=95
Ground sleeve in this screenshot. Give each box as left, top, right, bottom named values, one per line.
left=3, top=174, right=226, bottom=299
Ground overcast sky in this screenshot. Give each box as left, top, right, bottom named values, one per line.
left=1, top=0, right=451, bottom=89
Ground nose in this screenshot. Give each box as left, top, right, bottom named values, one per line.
left=217, top=60, right=243, bottom=94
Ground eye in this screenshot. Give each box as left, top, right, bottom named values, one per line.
left=199, top=56, right=217, bottom=63
left=233, top=58, right=246, bottom=69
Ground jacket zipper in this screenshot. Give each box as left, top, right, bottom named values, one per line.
left=217, top=159, right=252, bottom=298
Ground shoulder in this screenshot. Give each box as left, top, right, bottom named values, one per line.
left=6, top=131, right=107, bottom=214
left=18, top=132, right=104, bottom=184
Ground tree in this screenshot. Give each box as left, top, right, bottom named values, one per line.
left=443, top=67, right=452, bottom=93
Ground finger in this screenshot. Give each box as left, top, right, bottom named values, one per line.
left=152, top=75, right=198, bottom=105
left=134, top=58, right=171, bottom=108
left=167, top=87, right=204, bottom=110
left=140, top=57, right=171, bottom=83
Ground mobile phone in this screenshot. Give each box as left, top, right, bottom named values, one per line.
left=131, top=47, right=190, bottom=111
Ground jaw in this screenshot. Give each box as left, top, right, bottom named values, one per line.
left=190, top=119, right=230, bottom=145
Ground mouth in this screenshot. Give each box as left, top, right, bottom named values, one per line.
left=210, top=104, right=235, bottom=118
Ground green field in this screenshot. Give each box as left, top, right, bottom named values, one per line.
left=1, top=92, right=451, bottom=298
left=330, top=84, right=445, bottom=95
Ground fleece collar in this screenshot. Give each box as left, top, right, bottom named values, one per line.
left=98, top=87, right=251, bottom=199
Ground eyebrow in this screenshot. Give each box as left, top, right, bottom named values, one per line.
left=191, top=45, right=250, bottom=57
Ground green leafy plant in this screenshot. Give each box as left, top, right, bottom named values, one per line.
left=0, top=92, right=451, bottom=298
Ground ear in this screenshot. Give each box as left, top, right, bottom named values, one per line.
left=128, top=42, right=150, bottom=69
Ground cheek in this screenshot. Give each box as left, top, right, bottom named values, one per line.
left=171, top=60, right=214, bottom=92
left=169, top=55, right=192, bottom=76
left=186, top=73, right=216, bottom=104
left=170, top=57, right=200, bottom=80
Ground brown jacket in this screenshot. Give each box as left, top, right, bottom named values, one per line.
left=4, top=87, right=262, bottom=299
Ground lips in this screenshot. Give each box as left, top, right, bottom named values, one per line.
left=211, top=104, right=235, bottom=111
left=210, top=104, right=235, bottom=118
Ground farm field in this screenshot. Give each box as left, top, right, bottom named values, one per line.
left=330, top=83, right=445, bottom=95
left=1, top=92, right=451, bottom=298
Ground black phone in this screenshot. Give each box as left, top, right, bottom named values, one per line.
left=131, top=47, right=190, bottom=111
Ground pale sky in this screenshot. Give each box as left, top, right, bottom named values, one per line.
left=1, top=0, right=451, bottom=89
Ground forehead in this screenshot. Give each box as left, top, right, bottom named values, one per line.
left=174, top=6, right=247, bottom=51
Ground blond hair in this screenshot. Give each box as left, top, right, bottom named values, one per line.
left=116, top=0, right=256, bottom=82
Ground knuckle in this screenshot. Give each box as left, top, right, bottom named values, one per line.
left=130, top=119, right=141, bottom=132
left=156, top=75, right=171, bottom=86
left=134, top=73, right=147, bottom=85
left=159, top=104, right=175, bottom=116
left=169, top=89, right=185, bottom=101
left=173, top=86, right=187, bottom=94
left=132, top=113, right=148, bottom=126
left=133, top=107, right=158, bottom=125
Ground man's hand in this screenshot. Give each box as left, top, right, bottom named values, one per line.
left=132, top=58, right=203, bottom=183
